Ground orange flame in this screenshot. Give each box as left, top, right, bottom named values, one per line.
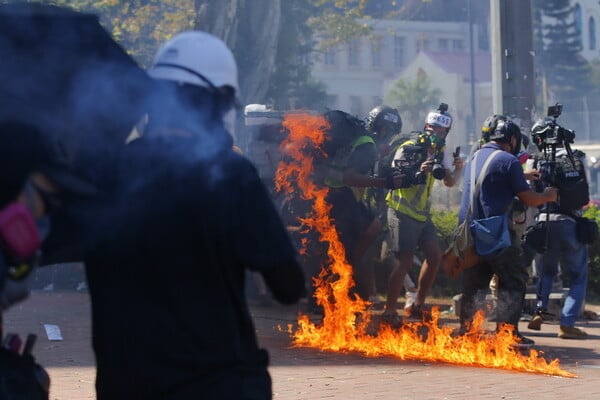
left=275, top=112, right=575, bottom=378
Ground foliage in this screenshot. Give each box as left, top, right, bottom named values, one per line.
left=307, top=0, right=372, bottom=50
left=50, top=0, right=194, bottom=67
left=266, top=0, right=328, bottom=109
left=532, top=0, right=592, bottom=108
left=385, top=74, right=442, bottom=131
left=583, top=205, right=600, bottom=300
left=429, top=208, right=461, bottom=297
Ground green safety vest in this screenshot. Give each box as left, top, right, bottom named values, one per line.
left=322, top=135, right=375, bottom=190
left=385, top=139, right=438, bottom=222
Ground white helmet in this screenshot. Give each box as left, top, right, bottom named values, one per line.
left=425, top=110, right=452, bottom=129
left=148, top=31, right=239, bottom=95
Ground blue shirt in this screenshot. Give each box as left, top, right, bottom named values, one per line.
left=458, top=143, right=530, bottom=223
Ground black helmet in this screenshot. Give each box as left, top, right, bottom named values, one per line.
left=481, top=114, right=507, bottom=143
left=365, top=106, right=402, bottom=138
left=490, top=119, right=522, bottom=155
left=530, top=117, right=555, bottom=150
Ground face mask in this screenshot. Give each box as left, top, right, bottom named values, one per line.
left=426, top=131, right=446, bottom=150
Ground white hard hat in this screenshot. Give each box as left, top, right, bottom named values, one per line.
left=148, top=31, right=239, bottom=95
left=426, top=110, right=452, bottom=129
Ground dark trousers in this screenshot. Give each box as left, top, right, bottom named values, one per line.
left=459, top=231, right=528, bottom=330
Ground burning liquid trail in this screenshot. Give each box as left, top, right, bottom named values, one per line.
left=275, top=113, right=574, bottom=378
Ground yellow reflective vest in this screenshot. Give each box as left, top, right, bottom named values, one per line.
left=385, top=139, right=437, bottom=222
left=321, top=135, right=375, bottom=188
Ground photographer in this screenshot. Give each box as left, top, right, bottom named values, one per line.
left=525, top=107, right=591, bottom=339
left=457, top=120, right=557, bottom=348
left=380, top=104, right=464, bottom=325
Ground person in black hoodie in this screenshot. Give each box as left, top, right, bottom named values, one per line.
left=83, top=31, right=306, bottom=400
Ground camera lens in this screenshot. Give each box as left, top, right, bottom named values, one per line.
left=432, top=163, right=445, bottom=180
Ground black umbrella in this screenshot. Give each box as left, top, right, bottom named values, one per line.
left=0, top=3, right=152, bottom=263
left=0, top=3, right=151, bottom=171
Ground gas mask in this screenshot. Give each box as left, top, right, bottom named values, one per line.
left=0, top=183, right=52, bottom=310
left=424, top=129, right=447, bottom=151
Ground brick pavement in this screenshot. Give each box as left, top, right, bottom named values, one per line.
left=3, top=291, right=600, bottom=400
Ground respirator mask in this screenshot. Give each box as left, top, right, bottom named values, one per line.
left=0, top=183, right=51, bottom=310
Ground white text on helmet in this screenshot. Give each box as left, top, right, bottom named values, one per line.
left=383, top=113, right=399, bottom=123
left=426, top=112, right=452, bottom=128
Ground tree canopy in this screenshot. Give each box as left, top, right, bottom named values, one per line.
left=385, top=73, right=441, bottom=131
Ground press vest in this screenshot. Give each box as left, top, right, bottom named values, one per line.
left=386, top=139, right=438, bottom=222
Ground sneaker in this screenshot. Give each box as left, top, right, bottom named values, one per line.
left=527, top=310, right=554, bottom=331
left=404, top=291, right=417, bottom=310
left=558, top=325, right=588, bottom=339
left=510, top=332, right=535, bottom=348
left=380, top=312, right=403, bottom=329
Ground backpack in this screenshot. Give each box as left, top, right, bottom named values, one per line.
left=321, top=110, right=368, bottom=158
left=534, top=149, right=589, bottom=211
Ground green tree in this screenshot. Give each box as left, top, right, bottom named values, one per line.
left=385, top=74, right=441, bottom=131
left=533, top=0, right=592, bottom=107
left=262, top=0, right=328, bottom=109
left=48, top=0, right=193, bottom=67
left=307, top=0, right=371, bottom=50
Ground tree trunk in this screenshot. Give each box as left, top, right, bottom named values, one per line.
left=194, top=0, right=282, bottom=105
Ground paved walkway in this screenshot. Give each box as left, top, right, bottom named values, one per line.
left=3, top=291, right=600, bottom=399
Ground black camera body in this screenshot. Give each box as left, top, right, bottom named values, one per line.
left=531, top=103, right=575, bottom=150
left=430, top=152, right=446, bottom=180
left=392, top=144, right=427, bottom=188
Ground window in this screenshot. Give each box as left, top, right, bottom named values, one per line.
left=590, top=17, right=597, bottom=50
left=324, top=47, right=336, bottom=66
left=438, top=38, right=449, bottom=51
left=452, top=39, right=464, bottom=51
left=348, top=39, right=360, bottom=67
left=394, top=35, right=405, bottom=67
left=371, top=37, right=382, bottom=68
left=349, top=96, right=361, bottom=116
left=416, top=34, right=430, bottom=53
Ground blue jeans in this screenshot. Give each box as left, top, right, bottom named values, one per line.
left=534, top=219, right=588, bottom=327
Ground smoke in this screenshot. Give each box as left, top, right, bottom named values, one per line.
left=0, top=3, right=234, bottom=264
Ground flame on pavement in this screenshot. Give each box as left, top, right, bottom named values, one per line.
left=274, top=112, right=575, bottom=378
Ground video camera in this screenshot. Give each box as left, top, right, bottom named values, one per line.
left=392, top=144, right=427, bottom=188
left=531, top=103, right=575, bottom=151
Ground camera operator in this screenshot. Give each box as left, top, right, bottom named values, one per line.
left=380, top=104, right=464, bottom=325
left=526, top=108, right=591, bottom=339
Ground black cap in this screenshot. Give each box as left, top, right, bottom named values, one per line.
left=0, top=120, right=97, bottom=209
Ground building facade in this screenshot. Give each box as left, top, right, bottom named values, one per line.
left=311, top=19, right=480, bottom=118
left=574, top=0, right=600, bottom=61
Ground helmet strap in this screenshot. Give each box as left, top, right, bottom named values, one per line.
left=154, top=62, right=218, bottom=92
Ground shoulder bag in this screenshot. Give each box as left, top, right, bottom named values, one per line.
left=442, top=150, right=505, bottom=278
